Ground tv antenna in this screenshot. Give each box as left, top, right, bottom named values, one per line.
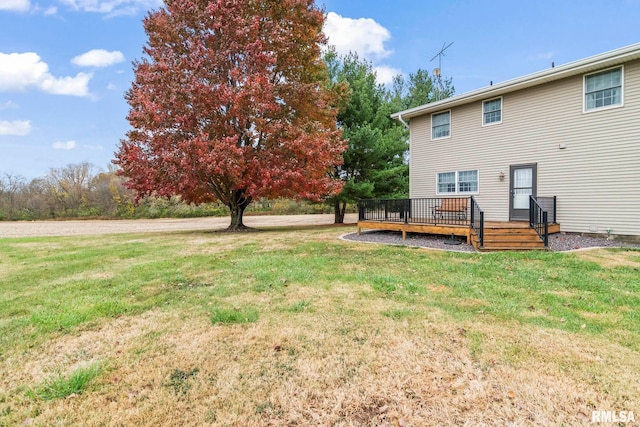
left=430, top=42, right=453, bottom=101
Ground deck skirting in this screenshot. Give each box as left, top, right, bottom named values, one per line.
left=357, top=221, right=471, bottom=244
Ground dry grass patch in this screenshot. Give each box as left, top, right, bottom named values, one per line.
left=427, top=284, right=450, bottom=293
left=49, top=270, right=116, bottom=285
left=468, top=321, right=640, bottom=408
left=576, top=249, right=640, bottom=269
left=176, top=234, right=255, bottom=257
left=3, top=308, right=636, bottom=426
left=3, top=311, right=173, bottom=385
left=9, top=241, right=67, bottom=250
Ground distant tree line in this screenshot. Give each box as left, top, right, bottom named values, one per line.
left=0, top=162, right=335, bottom=221
left=0, top=163, right=125, bottom=220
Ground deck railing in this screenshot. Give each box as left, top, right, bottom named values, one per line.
left=529, top=196, right=550, bottom=247
left=535, top=196, right=557, bottom=224
left=358, top=197, right=470, bottom=226
left=470, top=196, right=484, bottom=247
left=358, top=198, right=409, bottom=222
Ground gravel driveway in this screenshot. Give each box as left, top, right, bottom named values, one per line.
left=0, top=214, right=359, bottom=238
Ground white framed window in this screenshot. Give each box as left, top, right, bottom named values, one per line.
left=482, top=97, right=502, bottom=125
left=437, top=172, right=456, bottom=193
left=431, top=110, right=450, bottom=140
left=437, top=170, right=478, bottom=194
left=584, top=66, right=623, bottom=112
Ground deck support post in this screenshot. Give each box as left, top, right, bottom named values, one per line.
left=543, top=211, right=549, bottom=247
left=403, top=199, right=409, bottom=224
left=479, top=212, right=484, bottom=247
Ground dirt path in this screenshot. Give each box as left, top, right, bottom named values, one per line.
left=0, top=214, right=358, bottom=238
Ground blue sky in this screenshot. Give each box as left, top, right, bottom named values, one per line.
left=1, top=0, right=638, bottom=179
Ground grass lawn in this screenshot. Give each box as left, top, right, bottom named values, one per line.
left=0, top=225, right=638, bottom=426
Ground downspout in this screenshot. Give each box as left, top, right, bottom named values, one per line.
left=396, top=113, right=410, bottom=129
left=397, top=113, right=411, bottom=201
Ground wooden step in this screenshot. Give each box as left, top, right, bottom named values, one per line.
left=482, top=233, right=541, bottom=242
left=471, top=225, right=549, bottom=251
left=475, top=243, right=547, bottom=251
left=483, top=228, right=538, bottom=235
left=479, top=245, right=548, bottom=251
left=482, top=239, right=546, bottom=246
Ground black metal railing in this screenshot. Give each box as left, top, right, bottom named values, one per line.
left=529, top=196, right=549, bottom=247
left=358, top=197, right=471, bottom=226
left=470, top=196, right=484, bottom=247
left=358, top=198, right=409, bottom=222
left=535, top=196, right=557, bottom=224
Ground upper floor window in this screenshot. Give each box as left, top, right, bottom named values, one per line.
left=483, top=97, right=502, bottom=125
left=431, top=111, right=450, bottom=140
left=584, top=66, right=623, bottom=112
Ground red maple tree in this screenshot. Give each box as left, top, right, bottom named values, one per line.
left=114, top=0, right=345, bottom=229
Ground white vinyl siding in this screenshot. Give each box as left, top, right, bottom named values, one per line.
left=431, top=111, right=450, bottom=140
left=483, top=97, right=502, bottom=125
left=437, top=170, right=478, bottom=195
left=584, top=66, right=623, bottom=112
left=409, top=58, right=640, bottom=236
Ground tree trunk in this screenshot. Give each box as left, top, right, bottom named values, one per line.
left=227, top=189, right=252, bottom=231
left=334, top=199, right=346, bottom=224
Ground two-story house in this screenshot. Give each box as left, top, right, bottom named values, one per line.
left=390, top=43, right=640, bottom=244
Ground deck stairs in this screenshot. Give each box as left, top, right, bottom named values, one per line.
left=471, top=221, right=555, bottom=251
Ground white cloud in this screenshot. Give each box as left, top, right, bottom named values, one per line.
left=324, top=12, right=393, bottom=60
left=41, top=5, right=57, bottom=15
left=374, top=65, right=402, bottom=85
left=0, top=120, right=31, bottom=136
left=0, top=0, right=30, bottom=12
left=72, top=49, right=125, bottom=67
left=52, top=140, right=76, bottom=150
left=40, top=73, right=92, bottom=96
left=0, top=100, right=19, bottom=110
left=0, top=52, right=92, bottom=97
left=59, top=0, right=162, bottom=15
left=0, top=1, right=58, bottom=15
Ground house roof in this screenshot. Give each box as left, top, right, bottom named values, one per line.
left=391, top=42, right=640, bottom=120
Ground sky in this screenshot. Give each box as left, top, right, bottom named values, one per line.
left=0, top=0, right=639, bottom=180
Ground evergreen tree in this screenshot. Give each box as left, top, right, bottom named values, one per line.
left=326, top=50, right=454, bottom=223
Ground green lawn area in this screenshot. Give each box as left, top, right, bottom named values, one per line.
left=0, top=226, right=638, bottom=426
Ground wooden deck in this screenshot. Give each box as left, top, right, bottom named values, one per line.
left=357, top=220, right=561, bottom=251
left=357, top=197, right=560, bottom=251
